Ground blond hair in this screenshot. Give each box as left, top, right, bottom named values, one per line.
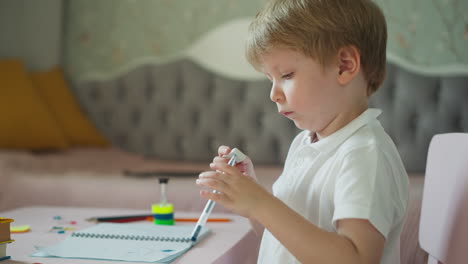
left=246, top=0, right=387, bottom=95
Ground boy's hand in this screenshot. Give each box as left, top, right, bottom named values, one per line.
left=196, top=146, right=271, bottom=218
left=218, top=145, right=258, bottom=181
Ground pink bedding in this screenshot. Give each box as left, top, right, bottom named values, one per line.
left=0, top=148, right=280, bottom=213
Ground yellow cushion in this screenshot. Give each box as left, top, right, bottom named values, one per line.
left=0, top=59, right=69, bottom=149
left=30, top=66, right=109, bottom=147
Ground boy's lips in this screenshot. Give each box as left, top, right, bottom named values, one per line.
left=280, top=111, right=294, bottom=117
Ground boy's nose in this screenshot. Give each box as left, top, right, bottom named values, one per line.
left=270, top=83, right=284, bottom=103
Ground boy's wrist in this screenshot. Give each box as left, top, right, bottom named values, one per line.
left=249, top=189, right=278, bottom=223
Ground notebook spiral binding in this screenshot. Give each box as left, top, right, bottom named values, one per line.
left=71, top=232, right=191, bottom=243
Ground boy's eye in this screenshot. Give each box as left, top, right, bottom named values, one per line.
left=282, top=72, right=294, bottom=79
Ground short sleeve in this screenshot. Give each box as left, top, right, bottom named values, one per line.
left=332, top=145, right=398, bottom=238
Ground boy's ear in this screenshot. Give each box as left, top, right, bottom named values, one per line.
left=336, top=46, right=360, bottom=85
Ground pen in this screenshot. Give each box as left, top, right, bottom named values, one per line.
left=86, top=214, right=231, bottom=223
left=86, top=215, right=150, bottom=223
left=190, top=148, right=246, bottom=243
left=174, top=218, right=230, bottom=222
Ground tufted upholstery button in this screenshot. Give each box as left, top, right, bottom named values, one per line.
left=89, top=85, right=101, bottom=102
left=222, top=110, right=232, bottom=129
left=454, top=114, right=464, bottom=132
left=116, top=133, right=128, bottom=148
left=256, top=110, right=266, bottom=131
left=238, top=85, right=247, bottom=102
left=145, top=83, right=155, bottom=102
left=190, top=108, right=200, bottom=129
left=131, top=109, right=141, bottom=127
left=158, top=108, right=168, bottom=127
left=101, top=109, right=112, bottom=127
left=116, top=81, right=126, bottom=102
left=143, top=134, right=154, bottom=155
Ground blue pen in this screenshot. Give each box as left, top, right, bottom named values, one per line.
left=190, top=148, right=246, bottom=243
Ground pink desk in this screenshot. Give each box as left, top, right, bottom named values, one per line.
left=1, top=206, right=260, bottom=264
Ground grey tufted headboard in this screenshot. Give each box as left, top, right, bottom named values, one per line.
left=73, top=60, right=468, bottom=172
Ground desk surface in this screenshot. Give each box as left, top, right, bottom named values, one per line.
left=1, top=206, right=259, bottom=264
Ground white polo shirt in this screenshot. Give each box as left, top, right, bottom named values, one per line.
left=257, top=108, right=409, bottom=264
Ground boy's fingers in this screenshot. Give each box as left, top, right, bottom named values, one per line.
left=200, top=168, right=233, bottom=185
left=196, top=178, right=225, bottom=191
left=213, top=156, right=228, bottom=164
left=198, top=171, right=218, bottom=179
left=210, top=161, right=238, bottom=176
left=200, top=189, right=233, bottom=205
left=197, top=178, right=234, bottom=197
left=218, top=145, right=231, bottom=156
left=198, top=170, right=229, bottom=181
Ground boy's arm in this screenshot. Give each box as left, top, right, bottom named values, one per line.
left=255, top=194, right=385, bottom=264
left=249, top=218, right=265, bottom=237
left=198, top=155, right=384, bottom=263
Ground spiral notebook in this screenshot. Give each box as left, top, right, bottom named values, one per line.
left=31, top=223, right=211, bottom=263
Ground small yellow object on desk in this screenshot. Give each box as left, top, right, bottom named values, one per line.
left=152, top=203, right=174, bottom=225
left=152, top=177, right=174, bottom=225
left=10, top=225, right=30, bottom=233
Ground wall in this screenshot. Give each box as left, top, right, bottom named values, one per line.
left=0, top=0, right=63, bottom=71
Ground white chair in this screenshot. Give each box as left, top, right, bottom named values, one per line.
left=419, top=133, right=468, bottom=264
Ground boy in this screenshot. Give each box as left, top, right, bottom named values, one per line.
left=196, top=0, right=409, bottom=263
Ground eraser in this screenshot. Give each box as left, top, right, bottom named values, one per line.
left=152, top=203, right=174, bottom=214
left=153, top=213, right=174, bottom=220
left=222, top=148, right=247, bottom=163
left=152, top=203, right=175, bottom=225
left=154, top=219, right=175, bottom=225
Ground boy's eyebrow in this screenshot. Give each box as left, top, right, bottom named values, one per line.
left=262, top=65, right=289, bottom=78
left=261, top=63, right=279, bottom=74
left=259, top=65, right=269, bottom=76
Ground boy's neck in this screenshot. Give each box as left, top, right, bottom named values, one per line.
left=316, top=100, right=369, bottom=140
left=310, top=133, right=320, bottom=143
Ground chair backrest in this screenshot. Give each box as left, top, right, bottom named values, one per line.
left=419, top=133, right=468, bottom=264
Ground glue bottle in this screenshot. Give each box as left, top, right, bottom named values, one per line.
left=151, top=177, right=174, bottom=225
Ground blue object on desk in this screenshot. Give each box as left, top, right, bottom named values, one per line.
left=0, top=256, right=11, bottom=261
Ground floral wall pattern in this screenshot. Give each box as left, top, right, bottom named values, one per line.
left=64, top=0, right=468, bottom=82
left=375, top=0, right=468, bottom=75
left=64, top=0, right=266, bottom=81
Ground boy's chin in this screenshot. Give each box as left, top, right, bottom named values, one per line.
left=292, top=120, right=307, bottom=131
left=293, top=120, right=320, bottom=133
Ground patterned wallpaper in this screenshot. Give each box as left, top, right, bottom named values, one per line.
left=64, top=0, right=266, bottom=81
left=375, top=0, right=468, bottom=75
left=64, top=0, right=468, bottom=82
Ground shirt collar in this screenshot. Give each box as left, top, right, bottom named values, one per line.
left=304, top=108, right=382, bottom=153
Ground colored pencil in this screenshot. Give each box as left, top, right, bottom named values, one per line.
left=86, top=214, right=230, bottom=223
left=174, top=218, right=230, bottom=222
